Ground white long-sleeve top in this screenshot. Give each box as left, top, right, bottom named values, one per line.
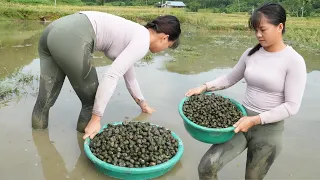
left=205, top=46, right=307, bottom=124
left=80, top=11, right=150, bottom=117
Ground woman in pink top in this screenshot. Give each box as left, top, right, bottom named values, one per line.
left=31, top=11, right=181, bottom=139
left=185, top=3, right=307, bottom=179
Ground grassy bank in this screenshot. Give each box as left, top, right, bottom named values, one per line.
left=0, top=2, right=319, bottom=49
left=1, top=3, right=317, bottom=46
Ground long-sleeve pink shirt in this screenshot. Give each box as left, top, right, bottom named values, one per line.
left=80, top=11, right=150, bottom=117
left=205, top=46, right=307, bottom=124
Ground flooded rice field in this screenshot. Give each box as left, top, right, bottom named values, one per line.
left=0, top=20, right=320, bottom=180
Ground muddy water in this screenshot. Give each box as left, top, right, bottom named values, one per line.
left=0, top=20, right=320, bottom=180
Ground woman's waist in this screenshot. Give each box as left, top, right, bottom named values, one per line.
left=242, top=85, right=284, bottom=112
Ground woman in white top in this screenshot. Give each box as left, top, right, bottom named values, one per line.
left=31, top=11, right=181, bottom=140
left=185, top=3, right=307, bottom=180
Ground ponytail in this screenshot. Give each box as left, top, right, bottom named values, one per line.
left=248, top=43, right=262, bottom=56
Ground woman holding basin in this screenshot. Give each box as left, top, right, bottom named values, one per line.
left=185, top=2, right=307, bottom=180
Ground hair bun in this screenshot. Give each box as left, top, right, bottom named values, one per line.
left=149, top=22, right=156, bottom=27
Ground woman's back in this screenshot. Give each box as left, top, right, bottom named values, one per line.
left=80, top=11, right=150, bottom=60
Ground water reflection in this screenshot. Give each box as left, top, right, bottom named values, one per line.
left=32, top=130, right=114, bottom=180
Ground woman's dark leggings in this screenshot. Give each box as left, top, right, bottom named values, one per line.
left=198, top=107, right=284, bottom=180
left=31, top=13, right=98, bottom=132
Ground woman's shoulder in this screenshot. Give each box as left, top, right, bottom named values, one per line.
left=275, top=46, right=306, bottom=72
left=285, top=46, right=304, bottom=60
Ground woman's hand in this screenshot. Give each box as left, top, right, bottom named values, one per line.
left=185, top=84, right=207, bottom=97
left=142, top=105, right=156, bottom=113
left=139, top=101, right=156, bottom=114
left=82, top=114, right=101, bottom=140
left=233, top=115, right=261, bottom=133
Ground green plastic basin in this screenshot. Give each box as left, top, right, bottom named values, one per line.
left=178, top=92, right=247, bottom=144
left=84, top=122, right=184, bottom=180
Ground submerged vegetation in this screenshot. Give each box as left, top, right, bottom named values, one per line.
left=0, top=68, right=38, bottom=107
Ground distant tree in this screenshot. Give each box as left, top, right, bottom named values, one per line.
left=83, top=0, right=320, bottom=17
left=188, top=1, right=201, bottom=12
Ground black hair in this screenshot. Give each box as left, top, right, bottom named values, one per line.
left=248, top=2, right=286, bottom=56
left=145, top=15, right=181, bottom=49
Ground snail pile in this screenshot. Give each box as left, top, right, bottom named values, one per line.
left=183, top=94, right=243, bottom=128
left=89, top=122, right=178, bottom=168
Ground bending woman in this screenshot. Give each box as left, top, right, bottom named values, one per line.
left=185, top=3, right=307, bottom=180
left=31, top=11, right=181, bottom=139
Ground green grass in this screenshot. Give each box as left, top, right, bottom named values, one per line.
left=0, top=2, right=318, bottom=48
left=0, top=2, right=318, bottom=49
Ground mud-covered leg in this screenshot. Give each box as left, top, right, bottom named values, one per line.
left=198, top=132, right=248, bottom=180
left=245, top=121, right=284, bottom=180
left=32, top=27, right=66, bottom=130
left=44, top=13, right=98, bottom=133
left=72, top=66, right=99, bottom=133
left=65, top=42, right=99, bottom=133
left=47, top=30, right=98, bottom=133
left=52, top=51, right=98, bottom=133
